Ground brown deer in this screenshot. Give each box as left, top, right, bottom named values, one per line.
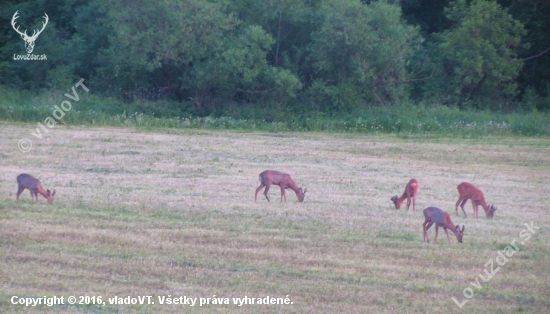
left=455, top=182, right=497, bottom=219
left=16, top=173, right=56, bottom=204
left=423, top=207, right=464, bottom=244
left=255, top=170, right=307, bottom=203
left=391, top=178, right=418, bottom=211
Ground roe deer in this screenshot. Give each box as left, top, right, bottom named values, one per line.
left=455, top=182, right=497, bottom=219
left=16, top=173, right=56, bottom=204
left=391, top=178, right=418, bottom=211
left=423, top=207, right=464, bottom=244
left=255, top=170, right=307, bottom=203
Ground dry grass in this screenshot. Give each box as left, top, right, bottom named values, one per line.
left=0, top=122, right=549, bottom=313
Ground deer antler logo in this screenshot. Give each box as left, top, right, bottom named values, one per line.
left=11, top=11, right=49, bottom=54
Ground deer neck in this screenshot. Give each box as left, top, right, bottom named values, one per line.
left=397, top=193, right=408, bottom=206
left=443, top=216, right=456, bottom=231
left=36, top=185, right=49, bottom=198
left=479, top=199, right=488, bottom=210
left=288, top=182, right=300, bottom=194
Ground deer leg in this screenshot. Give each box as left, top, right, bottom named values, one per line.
left=472, top=200, right=479, bottom=218
left=426, top=221, right=434, bottom=243
left=279, top=186, right=285, bottom=202
left=263, top=184, right=271, bottom=202
left=455, top=197, right=465, bottom=217
left=424, top=221, right=434, bottom=242
left=16, top=187, right=24, bottom=203
left=406, top=194, right=411, bottom=211
left=460, top=198, right=468, bottom=218
left=444, top=228, right=451, bottom=244
left=412, top=194, right=417, bottom=212
left=434, top=225, right=439, bottom=243
left=422, top=222, right=427, bottom=242
left=255, top=183, right=265, bottom=202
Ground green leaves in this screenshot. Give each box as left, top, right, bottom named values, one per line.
left=309, top=0, right=422, bottom=107
left=435, top=0, right=526, bottom=108
left=96, top=0, right=300, bottom=108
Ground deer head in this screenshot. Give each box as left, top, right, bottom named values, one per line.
left=390, top=195, right=399, bottom=209
left=46, top=189, right=56, bottom=204
left=487, top=205, right=497, bottom=219
left=298, top=187, right=307, bottom=202
left=454, top=225, right=465, bottom=243
left=11, top=11, right=49, bottom=54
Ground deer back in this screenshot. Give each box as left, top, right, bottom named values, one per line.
left=424, top=207, right=447, bottom=225
left=457, top=182, right=485, bottom=200
left=17, top=173, right=40, bottom=189
left=260, top=170, right=295, bottom=187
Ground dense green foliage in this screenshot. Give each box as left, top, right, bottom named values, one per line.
left=429, top=0, right=526, bottom=109
left=1, top=0, right=549, bottom=119
left=310, top=0, right=421, bottom=108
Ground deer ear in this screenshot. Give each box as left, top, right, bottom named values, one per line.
left=52, top=189, right=56, bottom=196
left=47, top=189, right=51, bottom=195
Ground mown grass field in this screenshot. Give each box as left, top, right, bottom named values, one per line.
left=0, top=122, right=549, bottom=313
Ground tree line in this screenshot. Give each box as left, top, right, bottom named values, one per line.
left=1, top=0, right=549, bottom=116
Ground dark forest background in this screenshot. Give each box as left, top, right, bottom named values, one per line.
left=1, top=0, right=549, bottom=121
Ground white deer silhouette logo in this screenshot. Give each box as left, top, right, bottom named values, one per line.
left=11, top=11, right=49, bottom=54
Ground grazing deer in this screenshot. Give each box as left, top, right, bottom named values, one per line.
left=391, top=178, right=418, bottom=211
left=423, top=207, right=464, bottom=244
left=455, top=182, right=497, bottom=219
left=255, top=170, right=307, bottom=203
left=16, top=173, right=56, bottom=204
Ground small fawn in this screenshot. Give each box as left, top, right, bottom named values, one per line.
left=391, top=178, right=418, bottom=211
left=16, top=173, right=56, bottom=204
left=455, top=182, right=497, bottom=219
left=423, top=207, right=464, bottom=244
left=255, top=170, right=307, bottom=203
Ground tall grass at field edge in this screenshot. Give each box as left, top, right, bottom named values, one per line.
left=0, top=87, right=548, bottom=137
